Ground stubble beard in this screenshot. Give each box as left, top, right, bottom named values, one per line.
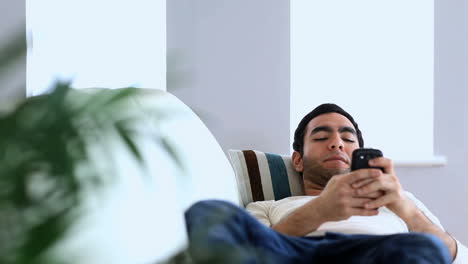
left=302, top=156, right=350, bottom=188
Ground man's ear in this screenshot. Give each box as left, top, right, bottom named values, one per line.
left=292, top=151, right=304, bottom=173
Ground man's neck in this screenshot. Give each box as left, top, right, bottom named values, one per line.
left=303, top=179, right=324, bottom=196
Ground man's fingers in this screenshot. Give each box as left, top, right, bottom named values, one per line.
left=355, top=190, right=385, bottom=199
left=366, top=190, right=385, bottom=199
left=369, top=157, right=394, bottom=174
left=345, top=169, right=382, bottom=184
left=364, top=193, right=397, bottom=209
left=349, top=197, right=374, bottom=208
left=356, top=180, right=392, bottom=196
left=347, top=207, right=379, bottom=217
left=351, top=178, right=375, bottom=189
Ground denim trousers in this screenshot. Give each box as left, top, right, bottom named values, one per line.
left=184, top=200, right=451, bottom=264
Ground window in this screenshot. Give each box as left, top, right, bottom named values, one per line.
left=26, top=0, right=166, bottom=95
left=291, top=0, right=445, bottom=166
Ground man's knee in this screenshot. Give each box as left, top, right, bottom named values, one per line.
left=186, top=200, right=239, bottom=218
left=185, top=200, right=241, bottom=229
left=184, top=200, right=251, bottom=263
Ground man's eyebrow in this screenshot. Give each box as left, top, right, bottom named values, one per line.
left=339, top=126, right=357, bottom=135
left=310, top=126, right=333, bottom=135
left=310, top=126, right=356, bottom=135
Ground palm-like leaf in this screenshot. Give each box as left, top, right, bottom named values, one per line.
left=0, top=83, right=183, bottom=264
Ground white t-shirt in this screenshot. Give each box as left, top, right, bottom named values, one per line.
left=246, top=191, right=468, bottom=264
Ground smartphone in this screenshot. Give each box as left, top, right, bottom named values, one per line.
left=351, top=148, right=384, bottom=172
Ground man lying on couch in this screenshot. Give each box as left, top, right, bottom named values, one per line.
left=185, top=103, right=467, bottom=264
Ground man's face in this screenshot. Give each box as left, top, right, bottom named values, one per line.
left=298, top=113, right=360, bottom=187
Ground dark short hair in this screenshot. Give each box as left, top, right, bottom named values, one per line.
left=292, top=103, right=364, bottom=155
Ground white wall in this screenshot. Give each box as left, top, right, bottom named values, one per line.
left=168, top=0, right=468, bottom=244
left=0, top=0, right=25, bottom=101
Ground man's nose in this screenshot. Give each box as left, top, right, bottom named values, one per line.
left=328, top=135, right=344, bottom=150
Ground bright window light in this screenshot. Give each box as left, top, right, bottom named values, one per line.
left=291, top=0, right=444, bottom=166
left=26, top=0, right=166, bottom=95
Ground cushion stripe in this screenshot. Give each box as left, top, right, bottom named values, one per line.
left=229, top=150, right=252, bottom=206
left=265, top=153, right=291, bottom=200
left=254, top=151, right=275, bottom=201
left=243, top=150, right=265, bottom=201
left=283, top=157, right=304, bottom=196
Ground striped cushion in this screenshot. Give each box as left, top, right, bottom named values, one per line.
left=228, top=150, right=304, bottom=207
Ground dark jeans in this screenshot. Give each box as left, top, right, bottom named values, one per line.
left=184, top=200, right=451, bottom=264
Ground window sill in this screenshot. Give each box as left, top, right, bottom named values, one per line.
left=393, top=156, right=447, bottom=168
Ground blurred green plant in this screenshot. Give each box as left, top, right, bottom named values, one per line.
left=0, top=82, right=154, bottom=264
left=0, top=27, right=184, bottom=264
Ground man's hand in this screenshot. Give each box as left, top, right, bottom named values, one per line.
left=350, top=157, right=457, bottom=260
left=272, top=169, right=384, bottom=236
left=350, top=157, right=415, bottom=218
left=314, top=169, right=384, bottom=222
